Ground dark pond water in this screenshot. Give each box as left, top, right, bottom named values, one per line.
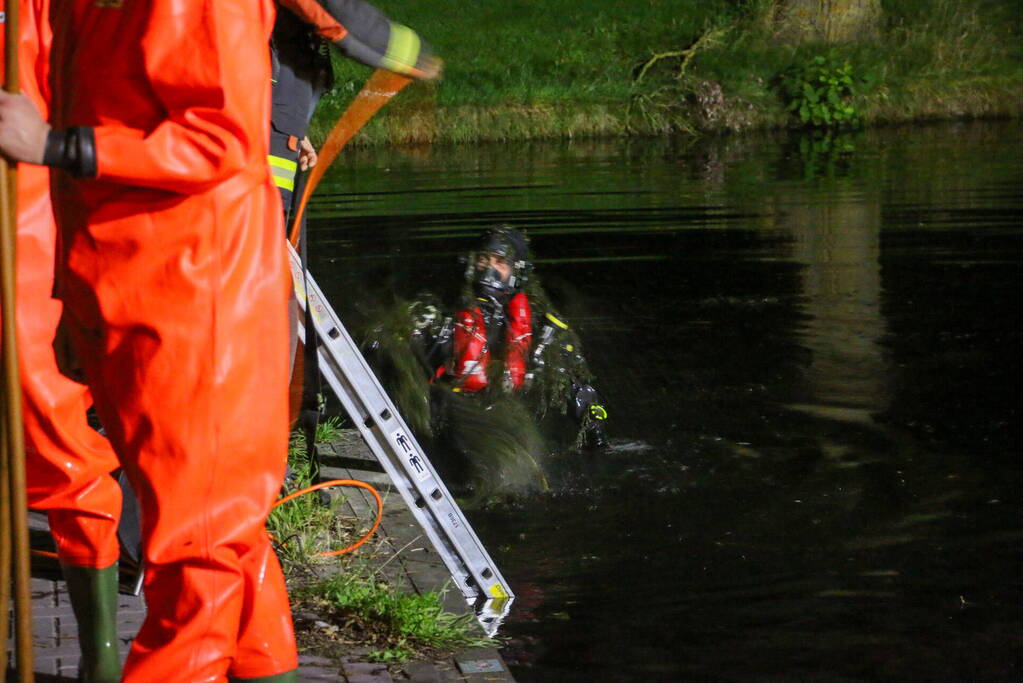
left=306, top=121, right=1023, bottom=681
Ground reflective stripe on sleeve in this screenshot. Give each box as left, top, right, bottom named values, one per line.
left=268, top=155, right=297, bottom=191
left=380, top=23, right=421, bottom=74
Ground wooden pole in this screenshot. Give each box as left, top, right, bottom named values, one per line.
left=1, top=0, right=36, bottom=677
left=0, top=407, right=12, bottom=680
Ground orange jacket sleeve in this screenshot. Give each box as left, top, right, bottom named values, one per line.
left=88, top=0, right=272, bottom=193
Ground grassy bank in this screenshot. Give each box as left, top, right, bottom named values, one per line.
left=311, top=0, right=1023, bottom=144
left=268, top=422, right=489, bottom=664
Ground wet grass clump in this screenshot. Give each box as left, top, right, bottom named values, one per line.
left=295, top=572, right=491, bottom=664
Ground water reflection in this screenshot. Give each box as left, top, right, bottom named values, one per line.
left=307, top=121, right=1023, bottom=681
left=788, top=187, right=888, bottom=419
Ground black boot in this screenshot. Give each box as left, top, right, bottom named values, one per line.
left=61, top=562, right=121, bottom=683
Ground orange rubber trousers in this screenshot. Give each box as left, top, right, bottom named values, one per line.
left=15, top=163, right=122, bottom=569
left=48, top=0, right=298, bottom=676
left=61, top=177, right=298, bottom=681
left=1, top=0, right=121, bottom=569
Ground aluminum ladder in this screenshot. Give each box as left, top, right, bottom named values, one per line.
left=288, top=244, right=513, bottom=635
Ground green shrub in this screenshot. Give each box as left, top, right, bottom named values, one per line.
left=779, top=51, right=868, bottom=127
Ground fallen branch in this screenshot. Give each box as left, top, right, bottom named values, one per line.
left=634, top=28, right=723, bottom=83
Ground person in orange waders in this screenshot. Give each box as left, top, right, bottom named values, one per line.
left=1, top=0, right=123, bottom=680
left=0, top=0, right=299, bottom=680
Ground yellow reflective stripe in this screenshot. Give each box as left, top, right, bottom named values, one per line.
left=589, top=405, right=608, bottom=420
left=381, top=23, right=421, bottom=75
left=545, top=312, right=570, bottom=330
left=272, top=174, right=295, bottom=191
left=268, top=154, right=296, bottom=191
left=268, top=155, right=297, bottom=173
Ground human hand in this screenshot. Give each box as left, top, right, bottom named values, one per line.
left=416, top=55, right=443, bottom=81
left=298, top=136, right=317, bottom=171
left=0, top=91, right=50, bottom=165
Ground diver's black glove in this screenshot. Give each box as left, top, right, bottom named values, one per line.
left=584, top=413, right=609, bottom=451
left=572, top=383, right=609, bottom=451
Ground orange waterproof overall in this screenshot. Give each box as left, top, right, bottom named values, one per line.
left=0, top=0, right=121, bottom=569
left=47, top=0, right=297, bottom=679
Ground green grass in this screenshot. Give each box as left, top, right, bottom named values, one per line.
left=309, top=0, right=1023, bottom=144
left=267, top=419, right=358, bottom=570
left=269, top=420, right=489, bottom=662
left=267, top=416, right=366, bottom=569
left=297, top=571, right=491, bottom=663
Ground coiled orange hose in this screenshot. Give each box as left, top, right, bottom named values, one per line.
left=272, top=479, right=383, bottom=557
left=31, top=479, right=384, bottom=562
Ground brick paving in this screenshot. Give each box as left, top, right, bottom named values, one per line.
left=6, top=436, right=516, bottom=681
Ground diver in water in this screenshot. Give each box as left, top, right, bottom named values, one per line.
left=417, top=226, right=610, bottom=450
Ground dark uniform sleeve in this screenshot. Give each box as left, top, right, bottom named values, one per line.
left=278, top=0, right=436, bottom=78
left=270, top=0, right=437, bottom=213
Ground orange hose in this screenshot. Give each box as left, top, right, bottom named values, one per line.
left=30, top=480, right=384, bottom=560
left=288, top=68, right=412, bottom=247
left=31, top=478, right=384, bottom=564
left=273, top=479, right=383, bottom=557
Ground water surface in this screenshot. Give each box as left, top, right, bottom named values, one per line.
left=307, top=121, right=1023, bottom=681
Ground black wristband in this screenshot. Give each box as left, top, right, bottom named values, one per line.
left=42, top=127, right=97, bottom=178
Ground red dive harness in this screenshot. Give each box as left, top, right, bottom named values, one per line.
left=441, top=292, right=532, bottom=392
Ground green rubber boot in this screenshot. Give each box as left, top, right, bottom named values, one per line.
left=230, top=671, right=299, bottom=682
left=61, top=562, right=121, bottom=683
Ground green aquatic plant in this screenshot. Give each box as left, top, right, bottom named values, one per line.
left=438, top=390, right=550, bottom=505
left=359, top=296, right=549, bottom=502
left=779, top=51, right=867, bottom=127
left=360, top=297, right=437, bottom=438
left=796, top=130, right=859, bottom=180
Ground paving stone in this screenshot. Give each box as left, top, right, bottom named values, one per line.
left=342, top=660, right=394, bottom=682
left=30, top=577, right=56, bottom=593
left=28, top=594, right=69, bottom=617
left=402, top=660, right=443, bottom=682
left=299, top=654, right=336, bottom=668
left=55, top=616, right=78, bottom=639
left=346, top=674, right=394, bottom=683
left=454, top=648, right=514, bottom=682
left=296, top=665, right=343, bottom=681
left=32, top=615, right=57, bottom=639
left=297, top=653, right=343, bottom=680
left=31, top=653, right=64, bottom=675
